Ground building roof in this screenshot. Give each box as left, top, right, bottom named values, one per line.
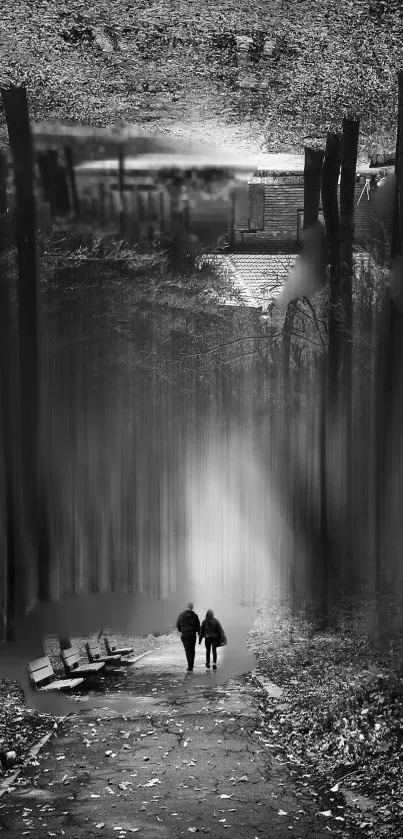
left=207, top=248, right=382, bottom=310
left=74, top=153, right=258, bottom=179
left=208, top=252, right=296, bottom=308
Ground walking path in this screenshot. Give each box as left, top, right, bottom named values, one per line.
left=0, top=641, right=353, bottom=838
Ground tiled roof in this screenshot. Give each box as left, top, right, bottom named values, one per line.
left=211, top=253, right=296, bottom=308
left=205, top=249, right=380, bottom=310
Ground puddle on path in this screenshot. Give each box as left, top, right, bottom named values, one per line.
left=79, top=694, right=172, bottom=717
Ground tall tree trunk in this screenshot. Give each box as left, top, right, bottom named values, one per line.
left=303, top=148, right=325, bottom=228
left=320, top=133, right=341, bottom=619
left=339, top=118, right=359, bottom=606
left=318, top=352, right=329, bottom=628
left=321, top=132, right=341, bottom=407
left=301, top=147, right=328, bottom=624
left=0, top=151, right=7, bottom=253
left=283, top=146, right=324, bottom=395
left=282, top=302, right=294, bottom=613
left=340, top=119, right=359, bottom=386
left=373, top=71, right=403, bottom=646
left=0, top=264, right=18, bottom=640
left=1, top=85, right=51, bottom=609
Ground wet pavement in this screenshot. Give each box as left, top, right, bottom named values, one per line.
left=0, top=641, right=354, bottom=838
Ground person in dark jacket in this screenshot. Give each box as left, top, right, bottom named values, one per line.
left=199, top=609, right=225, bottom=670
left=176, top=602, right=200, bottom=672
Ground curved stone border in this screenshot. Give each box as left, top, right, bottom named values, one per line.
left=0, top=730, right=54, bottom=798
left=251, top=670, right=284, bottom=698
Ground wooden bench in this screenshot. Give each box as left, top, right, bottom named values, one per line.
left=104, top=637, right=134, bottom=657
left=27, top=656, right=84, bottom=692
left=61, top=646, right=105, bottom=677
left=85, top=640, right=122, bottom=665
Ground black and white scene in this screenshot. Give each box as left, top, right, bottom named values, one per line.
left=0, top=2, right=402, bottom=837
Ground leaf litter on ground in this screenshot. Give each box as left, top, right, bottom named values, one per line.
left=248, top=608, right=403, bottom=838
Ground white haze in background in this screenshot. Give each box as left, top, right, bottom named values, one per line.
left=275, top=221, right=327, bottom=312
left=185, top=427, right=284, bottom=592
left=183, top=426, right=293, bottom=684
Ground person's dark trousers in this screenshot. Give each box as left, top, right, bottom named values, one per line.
left=205, top=638, right=218, bottom=666
left=181, top=633, right=196, bottom=670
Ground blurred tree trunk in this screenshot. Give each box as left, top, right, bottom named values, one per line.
left=282, top=147, right=324, bottom=425
left=373, top=71, right=403, bottom=646
left=0, top=264, right=18, bottom=640
left=340, top=119, right=359, bottom=380
left=340, top=119, right=359, bottom=605
left=278, top=147, right=327, bottom=627
left=321, top=132, right=341, bottom=407
left=0, top=151, right=7, bottom=252
left=302, top=147, right=327, bottom=624
left=282, top=301, right=294, bottom=613
left=1, top=86, right=51, bottom=613
left=303, top=148, right=325, bottom=229
left=320, top=132, right=341, bottom=624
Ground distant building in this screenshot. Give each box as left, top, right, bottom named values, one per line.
left=71, top=154, right=384, bottom=253
left=209, top=156, right=386, bottom=309
left=70, top=153, right=386, bottom=308
left=228, top=164, right=381, bottom=252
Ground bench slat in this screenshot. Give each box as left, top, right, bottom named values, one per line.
left=62, top=648, right=80, bottom=663
left=28, top=656, right=54, bottom=673
left=30, top=667, right=54, bottom=684
left=63, top=650, right=80, bottom=661
left=61, top=647, right=105, bottom=676
left=28, top=656, right=84, bottom=691
left=85, top=641, right=121, bottom=663
left=105, top=637, right=134, bottom=655
left=39, top=677, right=84, bottom=691
left=86, top=642, right=103, bottom=656
left=28, top=656, right=55, bottom=686
left=61, top=648, right=85, bottom=674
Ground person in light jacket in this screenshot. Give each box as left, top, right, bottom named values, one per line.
left=198, top=609, right=225, bottom=670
